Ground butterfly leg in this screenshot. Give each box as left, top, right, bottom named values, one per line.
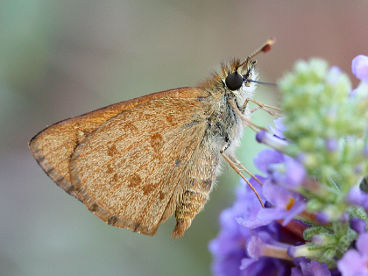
left=220, top=143, right=264, bottom=207
left=228, top=155, right=263, bottom=187
left=229, top=99, right=266, bottom=132
left=241, top=98, right=282, bottom=116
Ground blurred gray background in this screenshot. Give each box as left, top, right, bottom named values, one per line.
left=1, top=1, right=368, bottom=275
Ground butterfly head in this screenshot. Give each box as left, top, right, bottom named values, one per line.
left=224, top=59, right=257, bottom=91
left=201, top=38, right=274, bottom=98
left=201, top=58, right=258, bottom=100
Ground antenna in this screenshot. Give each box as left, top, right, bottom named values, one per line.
left=238, top=38, right=276, bottom=69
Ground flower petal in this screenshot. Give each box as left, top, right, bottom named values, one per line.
left=253, top=149, right=284, bottom=173
left=338, top=249, right=367, bottom=276
left=356, top=233, right=368, bottom=256
left=352, top=55, right=368, bottom=81
left=269, top=117, right=286, bottom=139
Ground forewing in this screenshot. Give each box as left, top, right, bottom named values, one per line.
left=29, top=87, right=204, bottom=194
left=69, top=89, right=212, bottom=235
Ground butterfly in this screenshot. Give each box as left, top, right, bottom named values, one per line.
left=29, top=39, right=277, bottom=238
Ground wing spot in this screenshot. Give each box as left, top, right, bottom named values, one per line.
left=133, top=222, right=140, bottom=231
left=108, top=215, right=118, bottom=225
left=107, top=144, right=118, bottom=157
left=142, top=183, right=157, bottom=195
left=66, top=184, right=75, bottom=193
left=106, top=164, right=114, bottom=174
left=112, top=173, right=118, bottom=182
left=150, top=133, right=163, bottom=154
left=45, top=166, right=55, bottom=175
left=90, top=203, right=98, bottom=212
left=55, top=175, right=65, bottom=184
left=165, top=114, right=176, bottom=126
left=128, top=173, right=142, bottom=187
left=159, top=191, right=165, bottom=200
left=184, top=120, right=199, bottom=128
left=37, top=155, right=45, bottom=162
left=123, top=121, right=138, bottom=132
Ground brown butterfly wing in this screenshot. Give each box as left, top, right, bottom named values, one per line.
left=29, top=87, right=201, bottom=193
left=70, top=89, right=214, bottom=235
left=30, top=87, right=214, bottom=235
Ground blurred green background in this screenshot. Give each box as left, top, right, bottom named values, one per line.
left=1, top=0, right=368, bottom=275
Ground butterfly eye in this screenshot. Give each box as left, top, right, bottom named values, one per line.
left=225, top=72, right=244, bottom=91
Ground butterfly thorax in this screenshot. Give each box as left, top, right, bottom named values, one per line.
left=200, top=59, right=258, bottom=155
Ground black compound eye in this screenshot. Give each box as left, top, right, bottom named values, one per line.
left=225, top=72, right=244, bottom=91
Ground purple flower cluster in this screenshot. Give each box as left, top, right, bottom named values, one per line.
left=209, top=55, right=368, bottom=275
left=209, top=170, right=329, bottom=275
left=210, top=121, right=317, bottom=275
left=209, top=180, right=297, bottom=276
left=237, top=148, right=306, bottom=229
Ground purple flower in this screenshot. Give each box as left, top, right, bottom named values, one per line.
left=209, top=190, right=252, bottom=275
left=352, top=55, right=368, bottom=82
left=326, top=66, right=342, bottom=86
left=338, top=233, right=368, bottom=276
left=364, top=145, right=368, bottom=157
left=210, top=54, right=368, bottom=275
left=350, top=218, right=367, bottom=235
left=239, top=257, right=290, bottom=276
left=253, top=148, right=284, bottom=174
left=260, top=182, right=305, bottom=225
left=325, top=138, right=338, bottom=152
left=346, top=186, right=368, bottom=210
left=351, top=55, right=368, bottom=97
left=246, top=231, right=291, bottom=260
left=291, top=259, right=331, bottom=276
left=316, top=211, right=331, bottom=224
left=241, top=181, right=305, bottom=229
left=209, top=181, right=263, bottom=276
left=235, top=177, right=268, bottom=228
left=256, top=130, right=288, bottom=151
left=253, top=149, right=306, bottom=190
left=271, top=155, right=306, bottom=190
left=239, top=224, right=297, bottom=275
left=209, top=181, right=295, bottom=275
left=238, top=148, right=306, bottom=229
left=254, top=143, right=306, bottom=191
left=269, top=117, right=286, bottom=140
